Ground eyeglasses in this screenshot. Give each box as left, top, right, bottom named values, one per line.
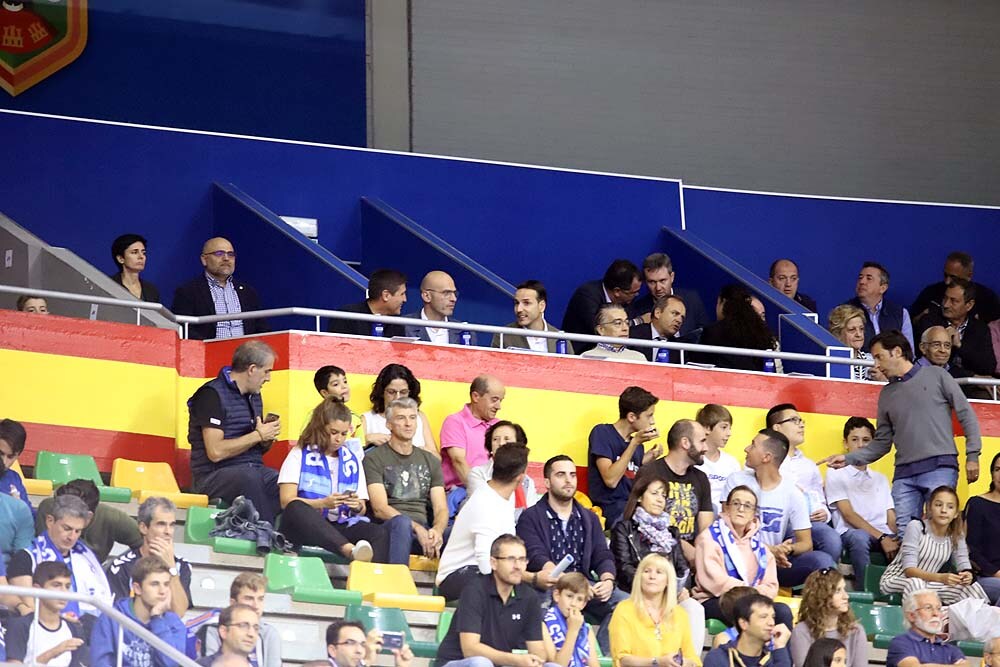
left=204, top=250, right=237, bottom=259
left=727, top=501, right=756, bottom=512
left=925, top=341, right=952, bottom=350
left=225, top=622, right=260, bottom=632
left=335, top=640, right=366, bottom=648
left=599, top=319, right=628, bottom=327
left=385, top=388, right=410, bottom=398
left=425, top=289, right=459, bottom=298
left=493, top=556, right=528, bottom=564
left=775, top=416, right=804, bottom=426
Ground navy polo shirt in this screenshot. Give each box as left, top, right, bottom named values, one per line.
left=886, top=630, right=965, bottom=667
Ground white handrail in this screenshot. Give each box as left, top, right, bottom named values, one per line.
left=954, top=376, right=1000, bottom=401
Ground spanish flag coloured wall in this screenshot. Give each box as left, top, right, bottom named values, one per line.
left=3, top=309, right=1000, bottom=500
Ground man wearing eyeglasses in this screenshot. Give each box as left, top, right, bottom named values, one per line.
left=913, top=280, right=996, bottom=377
left=308, top=621, right=413, bottom=667
left=911, top=251, right=1000, bottom=324
left=562, top=259, right=643, bottom=354
left=198, top=604, right=260, bottom=667
left=172, top=237, right=268, bottom=340
left=403, top=271, right=477, bottom=345
left=886, top=590, right=968, bottom=667
left=579, top=305, right=647, bottom=362
left=915, top=326, right=992, bottom=400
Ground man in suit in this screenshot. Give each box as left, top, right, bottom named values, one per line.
left=911, top=251, right=1000, bottom=324
left=629, top=294, right=686, bottom=362
left=631, top=252, right=707, bottom=341
left=172, top=237, right=268, bottom=340
left=329, top=268, right=408, bottom=338
left=491, top=279, right=572, bottom=353
left=402, top=270, right=477, bottom=345
left=847, top=261, right=914, bottom=352
left=561, top=259, right=642, bottom=354
left=769, top=258, right=817, bottom=313
left=914, top=279, right=996, bottom=377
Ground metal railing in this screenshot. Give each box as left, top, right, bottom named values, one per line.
left=954, top=376, right=1000, bottom=401
left=0, top=584, right=200, bottom=667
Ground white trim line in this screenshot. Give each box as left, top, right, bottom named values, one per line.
left=682, top=183, right=1000, bottom=211
left=678, top=178, right=687, bottom=231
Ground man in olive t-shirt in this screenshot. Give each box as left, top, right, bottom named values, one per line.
left=36, top=481, right=142, bottom=562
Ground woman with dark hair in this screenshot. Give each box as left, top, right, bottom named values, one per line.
left=965, top=451, right=1000, bottom=603
left=789, top=569, right=866, bottom=667
left=802, top=638, right=846, bottom=667
left=110, top=233, right=159, bottom=302
left=360, top=363, right=438, bottom=455
left=465, top=421, right=539, bottom=515
left=690, top=284, right=776, bottom=371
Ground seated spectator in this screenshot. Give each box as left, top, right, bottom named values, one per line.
left=914, top=279, right=997, bottom=376
left=911, top=251, right=1000, bottom=324
left=187, top=340, right=282, bottom=523
left=541, top=572, right=600, bottom=667
left=629, top=295, right=687, bottom=362
left=637, top=419, right=714, bottom=563
left=3, top=561, right=87, bottom=667
left=886, top=589, right=967, bottom=667
left=202, top=573, right=281, bottom=667
left=361, top=363, right=439, bottom=454
left=766, top=404, right=842, bottom=563
left=916, top=326, right=992, bottom=399
left=847, top=261, right=913, bottom=352
left=825, top=417, right=899, bottom=581
left=91, top=556, right=186, bottom=667
left=563, top=259, right=643, bottom=354
left=171, top=237, right=268, bottom=340
left=610, top=476, right=705, bottom=651
left=828, top=304, right=885, bottom=382
left=466, top=421, right=540, bottom=515
left=403, top=271, right=477, bottom=345
left=311, top=365, right=364, bottom=437
left=702, top=594, right=791, bottom=667
left=329, top=268, right=408, bottom=338
left=879, top=486, right=988, bottom=604
left=306, top=620, right=413, bottom=667
left=579, top=305, right=647, bottom=362
left=434, top=534, right=551, bottom=667
left=518, top=456, right=625, bottom=653
left=690, top=284, right=776, bottom=372
left=436, top=444, right=530, bottom=600
left=105, top=497, right=193, bottom=615
left=802, top=639, right=847, bottom=667
left=694, top=404, right=741, bottom=515
left=587, top=386, right=662, bottom=528
left=110, top=233, right=160, bottom=302
left=769, top=259, right=816, bottom=312
left=440, top=375, right=505, bottom=510
left=608, top=553, right=699, bottom=667
left=16, top=295, right=49, bottom=314
left=198, top=605, right=259, bottom=667
left=709, top=587, right=755, bottom=649
left=985, top=638, right=1000, bottom=667
left=965, top=451, right=1000, bottom=604
left=0, top=418, right=33, bottom=515
left=632, top=252, right=708, bottom=339
left=723, top=429, right=836, bottom=587
left=0, top=445, right=32, bottom=567
left=364, top=397, right=448, bottom=563
left=693, top=486, right=792, bottom=628
left=789, top=570, right=867, bottom=667
left=492, top=279, right=573, bottom=353
left=36, top=479, right=143, bottom=563
left=9, top=495, right=113, bottom=624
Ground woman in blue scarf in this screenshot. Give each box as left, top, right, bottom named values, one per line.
left=278, top=397, right=390, bottom=562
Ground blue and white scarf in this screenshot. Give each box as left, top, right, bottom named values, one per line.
left=707, top=518, right=768, bottom=587
left=543, top=604, right=590, bottom=667
left=28, top=532, right=110, bottom=618
left=298, top=442, right=369, bottom=526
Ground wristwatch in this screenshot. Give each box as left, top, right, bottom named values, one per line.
left=879, top=534, right=894, bottom=542
left=652, top=659, right=659, bottom=667
left=169, top=566, right=179, bottom=577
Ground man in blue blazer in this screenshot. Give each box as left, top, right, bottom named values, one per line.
left=403, top=270, right=478, bottom=345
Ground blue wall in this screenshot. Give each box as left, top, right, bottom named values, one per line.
left=0, top=1, right=366, bottom=146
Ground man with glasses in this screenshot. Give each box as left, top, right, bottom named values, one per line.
left=915, top=326, right=992, bottom=399
left=911, top=251, right=1000, bottom=324
left=403, top=270, right=476, bottom=345
left=579, top=305, right=646, bottom=361
left=198, top=604, right=260, bottom=667
left=914, top=279, right=996, bottom=376
left=436, top=534, right=555, bottom=667
left=172, top=237, right=268, bottom=340
left=309, top=621, right=412, bottom=667
left=632, top=252, right=708, bottom=339
left=562, top=259, right=643, bottom=354
left=886, top=589, right=968, bottom=667
left=201, top=573, right=281, bottom=667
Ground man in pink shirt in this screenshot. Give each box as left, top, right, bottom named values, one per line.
left=439, top=375, right=506, bottom=513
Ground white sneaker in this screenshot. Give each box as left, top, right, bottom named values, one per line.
left=352, top=540, right=373, bottom=562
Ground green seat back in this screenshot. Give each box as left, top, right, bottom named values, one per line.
left=850, top=602, right=878, bottom=638
left=184, top=506, right=222, bottom=545
left=35, top=451, right=102, bottom=486
left=871, top=605, right=905, bottom=637
left=863, top=565, right=885, bottom=594
left=706, top=618, right=728, bottom=636
left=345, top=604, right=415, bottom=642
left=264, top=554, right=334, bottom=593
left=436, top=609, right=454, bottom=644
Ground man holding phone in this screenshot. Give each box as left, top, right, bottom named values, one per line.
left=188, top=340, right=283, bottom=523
left=306, top=621, right=412, bottom=667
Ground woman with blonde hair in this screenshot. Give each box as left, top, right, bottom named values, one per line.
left=828, top=304, right=884, bottom=381
left=609, top=553, right=700, bottom=667
left=789, top=569, right=867, bottom=667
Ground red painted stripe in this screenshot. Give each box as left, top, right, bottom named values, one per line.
left=19, top=423, right=175, bottom=476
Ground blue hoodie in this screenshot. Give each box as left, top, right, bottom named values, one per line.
left=0, top=468, right=34, bottom=518
left=90, top=598, right=187, bottom=667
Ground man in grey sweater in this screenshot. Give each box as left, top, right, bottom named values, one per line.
left=823, top=329, right=982, bottom=531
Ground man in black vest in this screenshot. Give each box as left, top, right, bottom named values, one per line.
left=187, top=341, right=282, bottom=523
left=847, top=261, right=914, bottom=353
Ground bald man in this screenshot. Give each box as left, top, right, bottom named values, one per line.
left=439, top=375, right=505, bottom=513
left=402, top=271, right=478, bottom=345
left=172, top=237, right=268, bottom=340
left=917, top=325, right=992, bottom=399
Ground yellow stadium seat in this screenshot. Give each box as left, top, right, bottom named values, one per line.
left=408, top=555, right=439, bottom=572
left=110, top=458, right=209, bottom=508
left=11, top=460, right=53, bottom=496
left=574, top=491, right=604, bottom=529
left=347, top=561, right=445, bottom=612
left=774, top=595, right=801, bottom=623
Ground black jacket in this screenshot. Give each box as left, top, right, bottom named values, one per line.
left=610, top=516, right=690, bottom=592
left=329, top=300, right=406, bottom=338
left=171, top=275, right=268, bottom=340
left=914, top=311, right=997, bottom=377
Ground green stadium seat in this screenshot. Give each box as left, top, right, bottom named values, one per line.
left=956, top=641, right=984, bottom=658
left=264, top=553, right=361, bottom=606
left=846, top=591, right=874, bottom=603
left=34, top=450, right=132, bottom=502
left=594, top=636, right=613, bottom=667
left=706, top=618, right=728, bottom=636
left=344, top=604, right=438, bottom=658
left=436, top=609, right=454, bottom=644
left=870, top=605, right=906, bottom=649
left=299, top=545, right=349, bottom=564
left=183, top=506, right=258, bottom=556
left=850, top=602, right=877, bottom=639
left=863, top=565, right=902, bottom=605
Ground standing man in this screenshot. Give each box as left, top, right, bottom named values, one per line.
left=198, top=605, right=260, bottom=667
left=439, top=375, right=505, bottom=511
left=823, top=330, right=982, bottom=531
left=847, top=261, right=914, bottom=352
left=562, top=259, right=643, bottom=354
left=911, top=251, right=1000, bottom=324
left=172, top=237, right=268, bottom=340
left=914, top=279, right=996, bottom=376
left=403, top=271, right=476, bottom=345
left=768, top=259, right=817, bottom=313
left=330, top=268, right=408, bottom=338
left=492, top=280, right=572, bottom=353
left=632, top=253, right=708, bottom=339
left=187, top=340, right=282, bottom=524
left=629, top=295, right=687, bottom=362
left=308, top=621, right=412, bottom=667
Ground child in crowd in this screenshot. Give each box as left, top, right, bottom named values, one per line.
left=4, top=562, right=87, bottom=666
left=541, top=572, right=600, bottom=667
left=711, top=586, right=756, bottom=648
left=311, top=365, right=364, bottom=441
left=695, top=404, right=740, bottom=515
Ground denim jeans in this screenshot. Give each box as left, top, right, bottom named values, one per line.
left=892, top=467, right=959, bottom=532
left=810, top=521, right=843, bottom=562
left=384, top=514, right=414, bottom=565
left=841, top=528, right=880, bottom=580
left=977, top=575, right=1000, bottom=604
left=778, top=549, right=837, bottom=588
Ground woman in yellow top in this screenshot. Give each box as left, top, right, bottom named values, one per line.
left=609, top=552, right=701, bottom=667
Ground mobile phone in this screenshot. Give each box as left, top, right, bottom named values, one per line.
left=264, top=413, right=279, bottom=423
left=673, top=652, right=683, bottom=666
left=382, top=631, right=404, bottom=650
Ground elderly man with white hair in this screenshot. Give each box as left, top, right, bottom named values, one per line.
left=886, top=589, right=968, bottom=667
